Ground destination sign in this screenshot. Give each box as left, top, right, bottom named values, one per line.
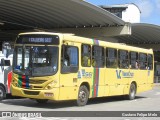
left=29, top=38, right=52, bottom=43
left=16, top=35, right=59, bottom=45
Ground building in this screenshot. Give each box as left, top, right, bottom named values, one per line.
left=100, top=3, right=141, bottom=23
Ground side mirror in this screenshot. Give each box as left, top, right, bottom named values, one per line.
left=0, top=59, right=5, bottom=66
left=0, top=59, right=10, bottom=66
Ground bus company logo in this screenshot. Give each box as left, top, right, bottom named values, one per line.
left=78, top=69, right=92, bottom=79
left=116, top=70, right=134, bottom=79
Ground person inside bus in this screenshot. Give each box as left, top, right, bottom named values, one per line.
left=82, top=55, right=91, bottom=66
left=135, top=61, right=139, bottom=69
left=92, top=58, right=96, bottom=67
left=63, top=49, right=70, bottom=66
left=145, top=61, right=148, bottom=69
left=82, top=45, right=91, bottom=67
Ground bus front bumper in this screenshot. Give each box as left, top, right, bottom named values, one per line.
left=11, top=85, right=59, bottom=100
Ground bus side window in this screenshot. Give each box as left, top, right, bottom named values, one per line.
left=106, top=48, right=117, bottom=68
left=61, top=45, right=79, bottom=73
left=130, top=52, right=139, bottom=69
left=92, top=46, right=105, bottom=68
left=118, top=50, right=129, bottom=69
left=81, top=44, right=91, bottom=67
left=139, top=53, right=147, bottom=70
left=148, top=54, right=153, bottom=70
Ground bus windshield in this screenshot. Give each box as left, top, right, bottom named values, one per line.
left=13, top=46, right=58, bottom=77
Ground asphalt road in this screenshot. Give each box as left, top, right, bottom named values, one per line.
left=0, top=85, right=160, bottom=120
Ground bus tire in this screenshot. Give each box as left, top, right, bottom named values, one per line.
left=0, top=86, right=6, bottom=101
left=127, top=83, right=136, bottom=100
left=76, top=85, right=89, bottom=106
left=36, top=99, right=48, bottom=104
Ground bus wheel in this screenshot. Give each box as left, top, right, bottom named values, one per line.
left=0, top=86, right=6, bottom=101
left=76, top=85, right=89, bottom=106
left=36, top=99, right=48, bottom=104
left=127, top=83, right=136, bottom=100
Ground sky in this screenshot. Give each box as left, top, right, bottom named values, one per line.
left=86, top=0, right=160, bottom=25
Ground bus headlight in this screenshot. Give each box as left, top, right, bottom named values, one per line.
left=45, top=80, right=57, bottom=90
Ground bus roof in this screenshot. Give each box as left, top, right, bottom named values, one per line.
left=18, top=32, right=153, bottom=54
left=19, top=32, right=73, bottom=36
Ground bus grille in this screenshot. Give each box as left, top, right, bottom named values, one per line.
left=29, top=80, right=46, bottom=84
left=33, top=86, right=43, bottom=89
left=23, top=90, right=40, bottom=95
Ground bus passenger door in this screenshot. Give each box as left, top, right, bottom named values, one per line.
left=59, top=44, right=79, bottom=100
left=91, top=46, right=105, bottom=97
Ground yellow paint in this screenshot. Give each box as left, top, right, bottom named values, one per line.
left=11, top=32, right=154, bottom=102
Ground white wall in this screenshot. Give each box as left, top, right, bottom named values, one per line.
left=122, top=4, right=140, bottom=23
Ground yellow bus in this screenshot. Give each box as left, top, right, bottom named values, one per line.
left=11, top=32, right=154, bottom=106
